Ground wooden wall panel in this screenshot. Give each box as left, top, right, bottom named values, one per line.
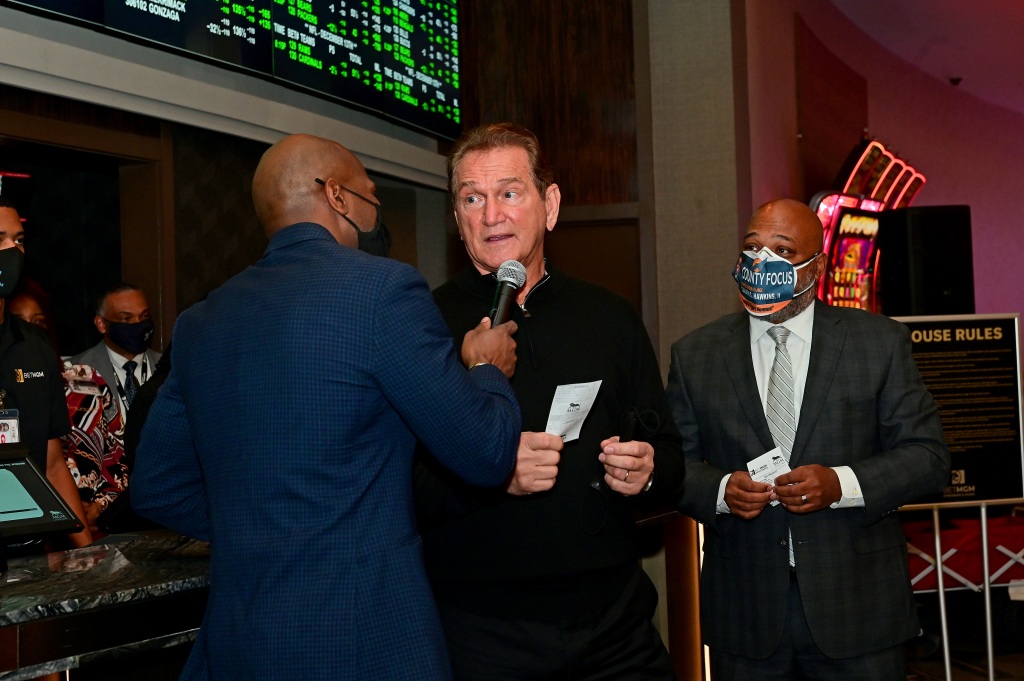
left=460, top=0, right=638, bottom=207
left=0, top=84, right=161, bottom=141
left=456, top=0, right=645, bottom=315
left=545, top=220, right=641, bottom=310
left=168, top=123, right=267, bottom=311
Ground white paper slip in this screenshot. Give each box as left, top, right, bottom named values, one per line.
left=747, top=448, right=791, bottom=506
left=544, top=380, right=602, bottom=442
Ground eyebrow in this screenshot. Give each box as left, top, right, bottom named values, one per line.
left=458, top=176, right=525, bottom=193
left=743, top=231, right=796, bottom=243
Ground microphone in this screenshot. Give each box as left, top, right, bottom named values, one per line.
left=489, top=260, right=527, bottom=326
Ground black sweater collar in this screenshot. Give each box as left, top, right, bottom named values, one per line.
left=453, top=262, right=564, bottom=306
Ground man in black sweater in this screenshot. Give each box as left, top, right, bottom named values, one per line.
left=415, top=123, right=684, bottom=680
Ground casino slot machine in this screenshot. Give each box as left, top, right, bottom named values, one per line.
left=817, top=206, right=881, bottom=311
left=809, top=138, right=927, bottom=314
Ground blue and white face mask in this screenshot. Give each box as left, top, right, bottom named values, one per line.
left=733, top=247, right=821, bottom=317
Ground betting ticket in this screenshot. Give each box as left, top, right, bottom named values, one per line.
left=544, top=380, right=602, bottom=442
left=747, top=447, right=791, bottom=506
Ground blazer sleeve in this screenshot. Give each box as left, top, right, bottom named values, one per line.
left=131, top=348, right=211, bottom=540
left=666, top=337, right=734, bottom=528
left=848, top=321, right=950, bottom=525
left=371, top=265, right=520, bottom=489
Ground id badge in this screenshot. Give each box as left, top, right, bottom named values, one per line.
left=0, top=409, right=21, bottom=444
left=67, top=378, right=102, bottom=396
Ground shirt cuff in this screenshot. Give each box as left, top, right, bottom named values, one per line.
left=716, top=474, right=731, bottom=514
left=830, top=465, right=865, bottom=508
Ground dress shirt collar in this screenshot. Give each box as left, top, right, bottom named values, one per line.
left=747, top=298, right=816, bottom=346
left=106, top=345, right=146, bottom=379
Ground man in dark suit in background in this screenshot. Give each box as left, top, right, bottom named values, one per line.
left=666, top=198, right=950, bottom=680
left=71, top=283, right=161, bottom=423
left=132, top=133, right=523, bottom=681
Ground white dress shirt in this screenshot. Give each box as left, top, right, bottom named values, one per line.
left=716, top=303, right=864, bottom=513
left=105, top=345, right=149, bottom=420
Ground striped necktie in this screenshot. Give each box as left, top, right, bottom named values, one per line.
left=765, top=326, right=796, bottom=460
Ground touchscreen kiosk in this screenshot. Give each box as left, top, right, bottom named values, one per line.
left=0, top=443, right=84, bottom=570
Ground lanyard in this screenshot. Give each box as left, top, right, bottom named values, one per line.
left=112, top=355, right=149, bottom=413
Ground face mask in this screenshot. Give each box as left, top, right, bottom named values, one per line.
left=0, top=247, right=24, bottom=299
left=105, top=318, right=155, bottom=355
left=339, top=186, right=392, bottom=258
left=733, top=247, right=820, bottom=317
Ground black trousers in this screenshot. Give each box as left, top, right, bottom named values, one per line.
left=437, top=565, right=676, bottom=681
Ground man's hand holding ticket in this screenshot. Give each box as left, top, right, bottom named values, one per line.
left=746, top=448, right=790, bottom=506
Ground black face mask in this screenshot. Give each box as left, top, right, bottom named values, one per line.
left=0, top=247, right=24, bottom=299
left=105, top=318, right=155, bottom=355
left=338, top=186, right=392, bottom=258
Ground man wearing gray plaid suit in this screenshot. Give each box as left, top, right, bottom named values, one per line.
left=666, top=198, right=950, bottom=680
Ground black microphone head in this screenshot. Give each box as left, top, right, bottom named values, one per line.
left=496, top=260, right=527, bottom=290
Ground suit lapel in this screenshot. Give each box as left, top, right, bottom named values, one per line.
left=791, top=301, right=846, bottom=465
left=722, top=314, right=776, bottom=452
left=145, top=350, right=159, bottom=376
left=93, top=345, right=117, bottom=392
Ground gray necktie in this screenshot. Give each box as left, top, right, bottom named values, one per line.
left=766, top=326, right=796, bottom=460
left=122, top=360, right=140, bottom=407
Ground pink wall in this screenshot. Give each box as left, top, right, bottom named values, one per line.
left=746, top=0, right=1023, bottom=316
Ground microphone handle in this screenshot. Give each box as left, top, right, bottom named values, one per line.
left=489, top=281, right=518, bottom=326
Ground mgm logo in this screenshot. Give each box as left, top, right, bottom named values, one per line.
left=944, top=469, right=975, bottom=497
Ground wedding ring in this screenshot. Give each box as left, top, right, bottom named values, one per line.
left=625, top=471, right=630, bottom=483
left=801, top=494, right=808, bottom=503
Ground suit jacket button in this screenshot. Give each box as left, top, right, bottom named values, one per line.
left=777, top=538, right=787, bottom=546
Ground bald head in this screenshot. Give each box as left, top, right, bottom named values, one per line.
left=743, top=198, right=826, bottom=323
left=746, top=199, right=824, bottom=254
left=252, top=134, right=369, bottom=239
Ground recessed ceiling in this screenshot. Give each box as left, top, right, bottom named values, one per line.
left=828, top=0, right=1024, bottom=115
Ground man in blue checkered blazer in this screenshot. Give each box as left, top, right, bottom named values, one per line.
left=132, top=134, right=521, bottom=680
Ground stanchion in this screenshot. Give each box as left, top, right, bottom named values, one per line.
left=933, top=505, right=952, bottom=681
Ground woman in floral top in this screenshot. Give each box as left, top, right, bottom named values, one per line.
left=9, top=285, right=127, bottom=536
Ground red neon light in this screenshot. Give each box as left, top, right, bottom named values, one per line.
left=843, top=141, right=885, bottom=194
left=882, top=167, right=911, bottom=206
left=815, top=193, right=842, bottom=226
left=893, top=173, right=926, bottom=208
left=872, top=157, right=904, bottom=202
left=841, top=139, right=926, bottom=209
left=863, top=150, right=894, bottom=197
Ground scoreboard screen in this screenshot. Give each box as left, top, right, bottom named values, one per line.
left=5, top=0, right=461, bottom=139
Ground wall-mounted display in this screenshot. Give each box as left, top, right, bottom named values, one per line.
left=4, top=0, right=461, bottom=139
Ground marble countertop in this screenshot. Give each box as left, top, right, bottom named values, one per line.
left=0, top=531, right=210, bottom=627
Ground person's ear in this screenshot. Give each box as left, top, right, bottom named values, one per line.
left=94, top=315, right=107, bottom=335
left=321, top=178, right=350, bottom=216
left=813, top=251, right=827, bottom=281
left=544, top=183, right=561, bottom=232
